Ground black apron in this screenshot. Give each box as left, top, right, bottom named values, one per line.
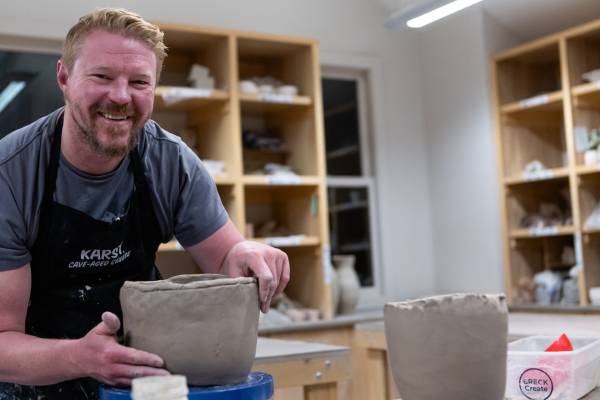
left=0, top=122, right=163, bottom=399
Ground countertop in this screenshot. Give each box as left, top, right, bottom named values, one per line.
left=258, top=309, right=383, bottom=334
left=254, top=337, right=348, bottom=362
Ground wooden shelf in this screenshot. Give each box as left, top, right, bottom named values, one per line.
left=154, top=87, right=229, bottom=111
left=239, top=93, right=312, bottom=115
left=212, top=175, right=236, bottom=185
left=504, top=167, right=569, bottom=185
left=243, top=174, right=320, bottom=186
left=572, top=82, right=600, bottom=108
left=500, top=90, right=563, bottom=116
left=509, top=226, right=575, bottom=239
left=151, top=24, right=333, bottom=318
left=576, top=164, right=600, bottom=176
left=253, top=235, right=320, bottom=248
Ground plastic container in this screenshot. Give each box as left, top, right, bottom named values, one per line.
left=506, top=336, right=600, bottom=399
left=99, top=372, right=273, bottom=400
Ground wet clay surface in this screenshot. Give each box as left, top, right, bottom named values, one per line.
left=120, top=274, right=259, bottom=386
left=384, top=293, right=508, bottom=400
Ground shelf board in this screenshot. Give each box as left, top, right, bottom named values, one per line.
left=239, top=92, right=312, bottom=114
left=329, top=201, right=368, bottom=213
left=504, top=167, right=569, bottom=185
left=582, top=228, right=600, bottom=235
left=253, top=235, right=320, bottom=248
left=500, top=90, right=563, bottom=116
left=243, top=174, right=320, bottom=186
left=576, top=164, right=600, bottom=176
left=212, top=175, right=236, bottom=185
left=509, top=225, right=575, bottom=239
left=572, top=81, right=600, bottom=108
left=154, top=87, right=229, bottom=111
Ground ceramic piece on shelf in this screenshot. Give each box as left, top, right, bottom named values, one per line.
left=582, top=69, right=600, bottom=82
left=120, top=274, right=259, bottom=386
left=258, top=84, right=275, bottom=94
left=584, top=149, right=598, bottom=166
left=239, top=80, right=258, bottom=93
left=202, top=159, right=226, bottom=176
left=522, top=159, right=546, bottom=174
left=330, top=265, right=340, bottom=316
left=384, top=294, right=508, bottom=400
left=589, top=287, right=600, bottom=305
left=332, top=254, right=359, bottom=314
left=277, top=85, right=298, bottom=96
left=585, top=201, right=600, bottom=230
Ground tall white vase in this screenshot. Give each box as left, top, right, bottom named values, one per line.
left=333, top=255, right=360, bottom=315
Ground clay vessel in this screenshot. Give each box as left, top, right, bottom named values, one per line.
left=329, top=265, right=340, bottom=316
left=384, top=293, right=508, bottom=400
left=333, top=255, right=360, bottom=314
left=120, top=274, right=259, bottom=386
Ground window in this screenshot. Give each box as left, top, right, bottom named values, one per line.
left=0, top=49, right=63, bottom=139
left=322, top=67, right=382, bottom=303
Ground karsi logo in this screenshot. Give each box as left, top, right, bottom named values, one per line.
left=68, top=242, right=132, bottom=269
left=519, top=368, right=553, bottom=400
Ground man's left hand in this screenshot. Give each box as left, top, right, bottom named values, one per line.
left=220, top=241, right=290, bottom=313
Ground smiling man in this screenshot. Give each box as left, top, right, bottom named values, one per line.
left=0, top=8, right=289, bottom=399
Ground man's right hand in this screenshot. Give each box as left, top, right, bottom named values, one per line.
left=73, top=312, right=170, bottom=386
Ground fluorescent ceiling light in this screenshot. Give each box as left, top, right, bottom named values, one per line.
left=0, top=81, right=26, bottom=114
left=407, top=0, right=484, bottom=28
left=385, top=0, right=484, bottom=30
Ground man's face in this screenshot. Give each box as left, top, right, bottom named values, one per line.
left=57, top=30, right=156, bottom=158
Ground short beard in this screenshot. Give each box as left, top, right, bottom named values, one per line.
left=70, top=100, right=142, bottom=158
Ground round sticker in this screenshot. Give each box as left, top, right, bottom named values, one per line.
left=519, top=368, right=553, bottom=400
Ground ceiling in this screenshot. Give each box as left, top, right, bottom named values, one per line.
left=378, top=0, right=600, bottom=40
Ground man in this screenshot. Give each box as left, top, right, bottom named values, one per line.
left=0, top=8, right=289, bottom=399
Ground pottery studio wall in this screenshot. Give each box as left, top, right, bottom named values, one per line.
left=0, top=0, right=437, bottom=301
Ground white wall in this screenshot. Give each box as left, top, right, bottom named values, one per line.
left=0, top=0, right=437, bottom=301
left=416, top=5, right=523, bottom=294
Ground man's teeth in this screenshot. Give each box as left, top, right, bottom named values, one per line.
left=100, top=112, right=128, bottom=120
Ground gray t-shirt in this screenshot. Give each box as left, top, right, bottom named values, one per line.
left=0, top=108, right=228, bottom=270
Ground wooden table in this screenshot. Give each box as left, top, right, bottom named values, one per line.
left=354, top=313, right=600, bottom=400
left=254, top=337, right=351, bottom=400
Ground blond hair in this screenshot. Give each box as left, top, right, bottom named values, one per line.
left=62, top=8, right=168, bottom=80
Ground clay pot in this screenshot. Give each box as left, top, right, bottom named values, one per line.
left=332, top=255, right=360, bottom=314
left=384, top=293, right=508, bottom=400
left=120, top=274, right=259, bottom=386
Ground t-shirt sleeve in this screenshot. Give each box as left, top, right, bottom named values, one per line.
left=0, top=174, right=31, bottom=270
left=172, top=144, right=229, bottom=247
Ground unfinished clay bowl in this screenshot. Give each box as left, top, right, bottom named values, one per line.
left=384, top=293, right=508, bottom=400
left=120, top=274, right=259, bottom=386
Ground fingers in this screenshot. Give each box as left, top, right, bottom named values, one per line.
left=109, top=345, right=165, bottom=368
left=253, top=260, right=275, bottom=313
left=90, top=312, right=121, bottom=336
left=226, top=241, right=291, bottom=313
left=274, top=252, right=290, bottom=298
left=101, top=312, right=121, bottom=333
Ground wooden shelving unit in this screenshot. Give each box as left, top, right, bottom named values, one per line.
left=492, top=19, right=600, bottom=308
left=152, top=23, right=333, bottom=318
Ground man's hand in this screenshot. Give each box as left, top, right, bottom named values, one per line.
left=220, top=241, right=290, bottom=313
left=73, top=312, right=169, bottom=386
